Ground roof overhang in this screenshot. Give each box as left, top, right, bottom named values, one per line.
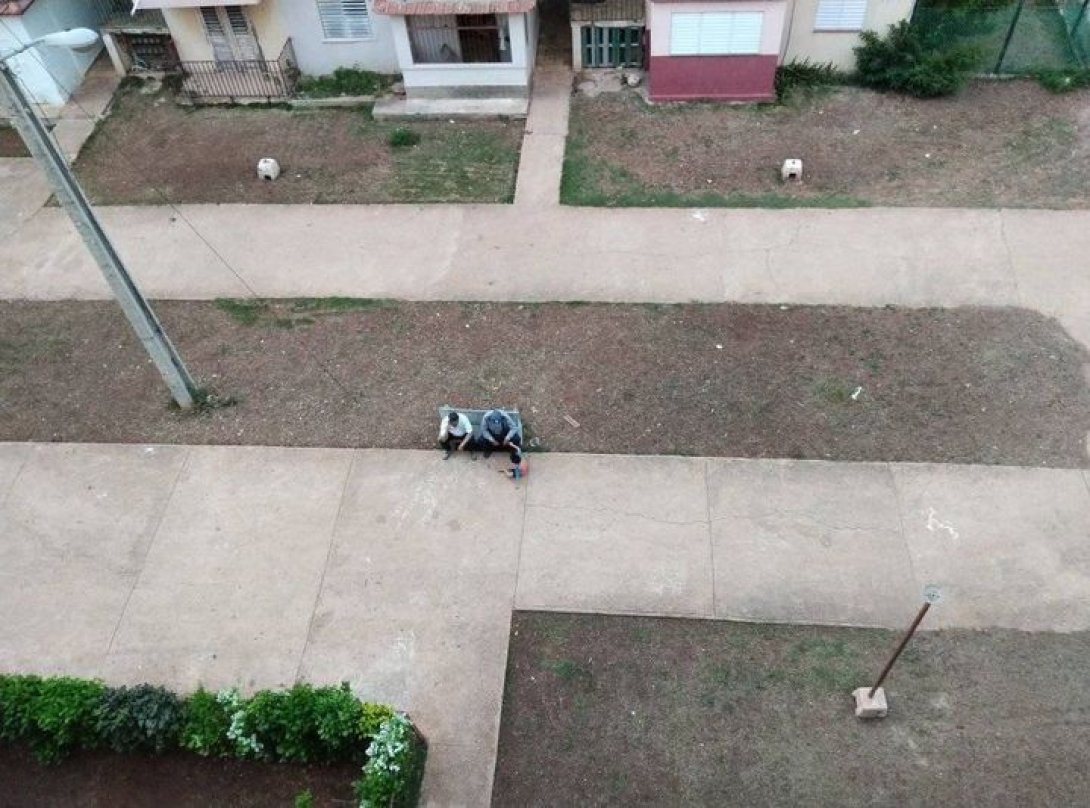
left=372, top=0, right=535, bottom=14
left=0, top=0, right=35, bottom=17
left=132, top=0, right=260, bottom=9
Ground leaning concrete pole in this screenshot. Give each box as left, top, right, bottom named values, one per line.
left=0, top=61, right=197, bottom=409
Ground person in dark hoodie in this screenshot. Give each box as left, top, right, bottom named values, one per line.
left=478, top=408, right=522, bottom=463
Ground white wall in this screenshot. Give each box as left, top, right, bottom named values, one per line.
left=0, top=0, right=104, bottom=107
left=782, top=0, right=916, bottom=69
left=392, top=12, right=532, bottom=93
left=274, top=0, right=400, bottom=75
left=163, top=5, right=289, bottom=63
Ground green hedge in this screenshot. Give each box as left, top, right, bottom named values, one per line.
left=0, top=674, right=425, bottom=806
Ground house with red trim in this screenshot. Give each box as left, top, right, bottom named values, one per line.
left=572, top=0, right=918, bottom=102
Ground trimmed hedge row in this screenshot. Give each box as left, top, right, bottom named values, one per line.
left=0, top=675, right=425, bottom=807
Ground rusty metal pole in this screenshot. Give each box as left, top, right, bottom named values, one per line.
left=868, top=601, right=931, bottom=699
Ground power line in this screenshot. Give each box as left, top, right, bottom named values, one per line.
left=2, top=26, right=367, bottom=403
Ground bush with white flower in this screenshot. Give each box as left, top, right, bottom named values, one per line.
left=354, top=713, right=426, bottom=808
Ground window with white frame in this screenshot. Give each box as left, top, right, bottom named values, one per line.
left=669, top=12, right=763, bottom=56
left=316, top=0, right=373, bottom=40
left=814, top=0, right=867, bottom=31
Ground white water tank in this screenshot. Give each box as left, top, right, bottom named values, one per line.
left=257, top=158, right=281, bottom=181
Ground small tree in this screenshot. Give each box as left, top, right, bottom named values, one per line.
left=854, top=20, right=982, bottom=97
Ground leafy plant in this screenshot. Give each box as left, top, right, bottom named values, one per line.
left=854, top=21, right=982, bottom=97
left=94, top=684, right=183, bottom=754
left=388, top=127, right=421, bottom=148
left=354, top=714, right=427, bottom=808
left=218, top=688, right=265, bottom=760
left=1034, top=67, right=1090, bottom=93
left=2, top=676, right=106, bottom=763
left=294, top=790, right=314, bottom=808
left=360, top=702, right=395, bottom=738
left=297, top=67, right=396, bottom=98
left=242, top=683, right=369, bottom=764
left=180, top=688, right=232, bottom=757
left=0, top=674, right=42, bottom=743
left=774, top=60, right=843, bottom=102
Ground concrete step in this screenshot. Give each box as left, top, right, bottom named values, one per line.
left=372, top=96, right=529, bottom=120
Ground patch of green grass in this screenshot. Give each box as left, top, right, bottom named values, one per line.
left=786, top=637, right=867, bottom=692
left=560, top=140, right=869, bottom=209
left=296, top=68, right=397, bottom=98
left=388, top=126, right=421, bottom=148
left=544, top=659, right=592, bottom=686
left=289, top=297, right=394, bottom=313
left=214, top=298, right=269, bottom=326
left=813, top=377, right=856, bottom=405
left=387, top=125, right=520, bottom=202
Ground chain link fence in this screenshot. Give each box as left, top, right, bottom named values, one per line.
left=911, top=0, right=1090, bottom=73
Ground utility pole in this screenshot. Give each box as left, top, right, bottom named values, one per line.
left=0, top=49, right=198, bottom=409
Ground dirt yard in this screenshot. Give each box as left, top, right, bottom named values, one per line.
left=0, top=745, right=356, bottom=807
left=492, top=612, right=1090, bottom=807
left=72, top=84, right=523, bottom=205
left=0, top=125, right=29, bottom=158
left=2, top=300, right=1088, bottom=467
left=563, top=81, right=1090, bottom=208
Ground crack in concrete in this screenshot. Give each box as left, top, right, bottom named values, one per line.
left=295, top=450, right=357, bottom=682
left=105, top=447, right=191, bottom=659
left=997, top=209, right=1022, bottom=305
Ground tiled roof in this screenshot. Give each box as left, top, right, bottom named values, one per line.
left=0, top=0, right=36, bottom=16
left=372, top=0, right=535, bottom=14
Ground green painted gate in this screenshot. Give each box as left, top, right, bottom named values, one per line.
left=580, top=25, right=643, bottom=68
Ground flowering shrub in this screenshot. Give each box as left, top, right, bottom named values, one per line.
left=0, top=673, right=426, bottom=805
left=354, top=713, right=427, bottom=808
left=219, top=687, right=265, bottom=759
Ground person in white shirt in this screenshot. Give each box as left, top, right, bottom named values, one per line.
left=438, top=410, right=474, bottom=459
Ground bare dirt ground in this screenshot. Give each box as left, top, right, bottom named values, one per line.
left=492, top=612, right=1090, bottom=807
left=0, top=745, right=356, bottom=807
left=563, top=81, right=1090, bottom=208
left=71, top=84, right=523, bottom=205
left=0, top=126, right=29, bottom=158
left=2, top=300, right=1088, bottom=467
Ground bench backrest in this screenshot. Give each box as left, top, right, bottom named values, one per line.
left=439, top=406, right=522, bottom=437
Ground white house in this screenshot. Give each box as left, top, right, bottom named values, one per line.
left=0, top=0, right=105, bottom=108
left=133, top=0, right=538, bottom=104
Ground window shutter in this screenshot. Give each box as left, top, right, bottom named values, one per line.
left=200, top=7, right=225, bottom=37
left=316, top=0, right=373, bottom=39
left=224, top=6, right=250, bottom=36
left=670, top=13, right=701, bottom=55
left=670, top=12, right=763, bottom=55
left=814, top=0, right=867, bottom=31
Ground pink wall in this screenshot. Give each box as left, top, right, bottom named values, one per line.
left=648, top=53, right=777, bottom=101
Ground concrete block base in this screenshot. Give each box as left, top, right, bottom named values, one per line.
left=852, top=686, right=888, bottom=719
left=372, top=97, right=528, bottom=120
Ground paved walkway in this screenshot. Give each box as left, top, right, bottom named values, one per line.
left=2, top=442, right=1088, bottom=805
left=3, top=204, right=1088, bottom=349
left=513, top=64, right=571, bottom=206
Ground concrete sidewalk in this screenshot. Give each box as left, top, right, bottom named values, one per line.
left=2, top=442, right=1088, bottom=805
left=2, top=204, right=1088, bottom=349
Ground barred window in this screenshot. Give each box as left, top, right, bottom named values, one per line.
left=316, top=0, right=373, bottom=40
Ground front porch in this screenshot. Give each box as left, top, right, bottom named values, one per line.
left=374, top=0, right=538, bottom=114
